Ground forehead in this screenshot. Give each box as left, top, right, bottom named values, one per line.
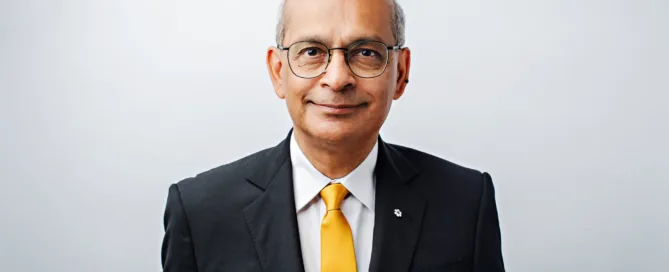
left=283, top=0, right=395, bottom=46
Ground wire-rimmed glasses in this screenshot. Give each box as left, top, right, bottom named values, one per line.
left=278, top=40, right=402, bottom=79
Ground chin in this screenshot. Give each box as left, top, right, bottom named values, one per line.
left=303, top=121, right=360, bottom=144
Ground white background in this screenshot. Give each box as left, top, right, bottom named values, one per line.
left=1, top=0, right=667, bottom=271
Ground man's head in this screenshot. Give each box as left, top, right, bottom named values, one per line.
left=266, top=0, right=411, bottom=144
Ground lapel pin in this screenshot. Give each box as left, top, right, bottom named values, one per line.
left=394, top=209, right=402, bottom=218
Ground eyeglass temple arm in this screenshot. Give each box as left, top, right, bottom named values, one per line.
left=278, top=44, right=402, bottom=51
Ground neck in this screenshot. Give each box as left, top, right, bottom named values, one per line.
left=293, top=128, right=378, bottom=180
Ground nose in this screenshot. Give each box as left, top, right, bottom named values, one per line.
left=320, top=50, right=355, bottom=92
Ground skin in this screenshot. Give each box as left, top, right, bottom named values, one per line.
left=266, top=0, right=411, bottom=179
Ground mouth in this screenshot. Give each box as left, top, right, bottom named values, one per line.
left=309, top=102, right=367, bottom=115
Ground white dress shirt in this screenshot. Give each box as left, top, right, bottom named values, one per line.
left=291, top=134, right=378, bottom=272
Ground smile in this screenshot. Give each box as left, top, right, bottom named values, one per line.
left=310, top=102, right=366, bottom=115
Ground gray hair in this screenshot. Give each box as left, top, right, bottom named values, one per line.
left=275, top=0, right=406, bottom=47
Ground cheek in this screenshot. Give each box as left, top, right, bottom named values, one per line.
left=369, top=88, right=397, bottom=119
left=360, top=80, right=395, bottom=105
left=283, top=77, right=316, bottom=111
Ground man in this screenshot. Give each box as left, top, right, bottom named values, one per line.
left=161, top=0, right=505, bottom=271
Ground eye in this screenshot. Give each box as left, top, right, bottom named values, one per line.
left=359, top=49, right=376, bottom=57
left=302, top=47, right=324, bottom=57
left=351, top=48, right=380, bottom=58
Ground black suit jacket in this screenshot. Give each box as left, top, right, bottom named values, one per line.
left=162, top=132, right=505, bottom=272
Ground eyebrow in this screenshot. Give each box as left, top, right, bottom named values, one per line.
left=287, top=35, right=393, bottom=47
left=289, top=35, right=329, bottom=45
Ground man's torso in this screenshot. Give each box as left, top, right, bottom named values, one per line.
left=162, top=134, right=501, bottom=272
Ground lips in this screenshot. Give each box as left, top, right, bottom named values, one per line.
left=310, top=102, right=365, bottom=114
left=315, top=103, right=359, bottom=109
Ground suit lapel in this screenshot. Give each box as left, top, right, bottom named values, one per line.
left=242, top=132, right=305, bottom=272
left=369, top=139, right=426, bottom=272
left=240, top=132, right=424, bottom=272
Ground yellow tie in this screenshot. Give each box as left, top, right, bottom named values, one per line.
left=320, top=183, right=357, bottom=272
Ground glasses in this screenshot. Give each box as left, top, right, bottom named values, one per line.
left=278, top=40, right=402, bottom=79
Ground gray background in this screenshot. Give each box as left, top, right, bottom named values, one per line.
left=1, top=0, right=667, bottom=271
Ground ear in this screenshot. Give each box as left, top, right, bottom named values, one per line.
left=266, top=46, right=285, bottom=99
left=393, top=47, right=411, bottom=100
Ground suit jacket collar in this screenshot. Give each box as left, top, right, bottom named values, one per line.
left=242, top=130, right=304, bottom=272
left=243, top=130, right=424, bottom=272
left=369, top=137, right=425, bottom=272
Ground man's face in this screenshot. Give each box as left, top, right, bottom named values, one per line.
left=267, top=0, right=410, bottom=143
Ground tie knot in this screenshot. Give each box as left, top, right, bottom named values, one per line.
left=320, top=183, right=349, bottom=210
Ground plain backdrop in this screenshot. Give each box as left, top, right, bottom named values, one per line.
left=1, top=0, right=667, bottom=271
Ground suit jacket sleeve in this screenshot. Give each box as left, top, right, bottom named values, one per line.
left=162, top=183, right=198, bottom=272
left=473, top=173, right=506, bottom=271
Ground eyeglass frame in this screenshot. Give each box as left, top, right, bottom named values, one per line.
left=277, top=39, right=403, bottom=79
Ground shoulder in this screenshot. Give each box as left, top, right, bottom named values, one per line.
left=170, top=145, right=278, bottom=205
left=388, top=143, right=492, bottom=194
left=389, top=143, right=485, bottom=179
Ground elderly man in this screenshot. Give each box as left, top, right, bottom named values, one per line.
left=161, top=0, right=505, bottom=271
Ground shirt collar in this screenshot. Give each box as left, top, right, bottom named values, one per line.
left=291, top=133, right=378, bottom=212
